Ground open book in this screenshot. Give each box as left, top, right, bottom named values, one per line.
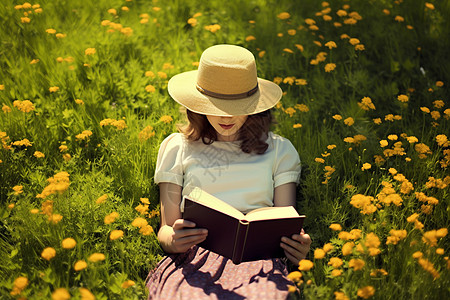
left=181, top=187, right=305, bottom=264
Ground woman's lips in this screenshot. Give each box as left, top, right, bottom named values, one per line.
left=219, top=124, right=234, bottom=130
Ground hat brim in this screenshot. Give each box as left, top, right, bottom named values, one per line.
left=168, top=70, right=282, bottom=116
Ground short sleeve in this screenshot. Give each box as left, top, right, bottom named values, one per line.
left=154, top=133, right=184, bottom=186
left=273, top=136, right=301, bottom=187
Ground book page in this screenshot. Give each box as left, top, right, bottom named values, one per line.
left=188, top=187, right=244, bottom=220
left=245, top=206, right=301, bottom=222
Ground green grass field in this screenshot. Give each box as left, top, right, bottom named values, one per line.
left=0, top=0, right=449, bottom=299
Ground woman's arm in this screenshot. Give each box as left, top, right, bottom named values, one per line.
left=157, top=182, right=208, bottom=253
left=274, top=183, right=311, bottom=265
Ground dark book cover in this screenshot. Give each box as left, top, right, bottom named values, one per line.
left=182, top=196, right=305, bottom=264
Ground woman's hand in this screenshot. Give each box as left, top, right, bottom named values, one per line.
left=158, top=219, right=208, bottom=253
left=280, top=229, right=312, bottom=266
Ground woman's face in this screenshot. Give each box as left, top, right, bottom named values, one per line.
left=206, top=115, right=248, bottom=142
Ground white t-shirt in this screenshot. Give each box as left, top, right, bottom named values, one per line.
left=154, top=131, right=301, bottom=213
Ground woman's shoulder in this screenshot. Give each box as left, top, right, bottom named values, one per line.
left=267, top=131, right=295, bottom=146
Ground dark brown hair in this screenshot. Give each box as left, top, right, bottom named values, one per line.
left=178, top=109, right=274, bottom=154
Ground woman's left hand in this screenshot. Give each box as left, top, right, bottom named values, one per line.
left=280, top=229, right=312, bottom=266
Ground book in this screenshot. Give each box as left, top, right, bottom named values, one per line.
left=181, top=187, right=306, bottom=264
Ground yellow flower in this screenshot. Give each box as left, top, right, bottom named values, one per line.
left=425, top=3, right=435, bottom=10
left=88, top=253, right=106, bottom=262
left=433, top=100, right=444, bottom=108
left=49, top=86, right=59, bottom=93
left=349, top=258, right=365, bottom=271
left=62, top=238, right=77, bottom=249
left=386, top=229, right=407, bottom=245
left=145, top=71, right=155, bottom=78
left=295, top=44, right=304, bottom=52
left=85, top=48, right=96, bottom=56
left=52, top=288, right=71, bottom=300
left=284, top=107, right=296, bottom=117
left=342, top=242, right=354, bottom=256
left=343, top=117, right=354, bottom=126
left=13, top=185, right=23, bottom=195
left=13, top=100, right=35, bottom=112
left=10, top=276, right=28, bottom=296
left=397, top=94, right=409, bottom=102
left=245, top=35, right=256, bottom=41
left=357, top=286, right=375, bottom=299
left=157, top=71, right=167, bottom=79
left=283, top=48, right=294, bottom=54
left=41, top=247, right=56, bottom=261
left=298, top=259, right=314, bottom=271
left=132, top=217, right=148, bottom=228
left=324, top=63, right=336, bottom=72
left=315, top=158, right=325, bottom=164
left=104, top=212, right=119, bottom=224
left=145, top=84, right=156, bottom=93
left=334, top=291, right=349, bottom=300
left=331, top=269, right=342, bottom=277
left=329, top=223, right=342, bottom=231
left=395, top=15, right=405, bottom=22
left=355, top=44, right=365, bottom=51
left=74, top=260, right=88, bottom=271
left=122, top=280, right=136, bottom=289
left=204, top=24, right=221, bottom=33
left=55, top=33, right=67, bottom=39
left=139, top=225, right=154, bottom=235
left=314, top=248, right=326, bottom=259
left=30, top=59, right=40, bottom=64
left=418, top=258, right=440, bottom=279
left=436, top=248, right=444, bottom=255
left=79, top=288, right=95, bottom=300
left=110, top=229, right=124, bottom=240
left=160, top=115, right=173, bottom=123
left=358, top=97, right=375, bottom=110
left=436, top=134, right=449, bottom=147
left=139, top=125, right=156, bottom=141
left=332, top=114, right=342, bottom=121
left=349, top=38, right=360, bottom=45
left=293, top=124, right=302, bottom=129
left=361, top=163, right=371, bottom=171
left=287, top=271, right=302, bottom=282
left=121, top=6, right=129, bottom=11
left=13, top=139, right=32, bottom=147
left=325, top=41, right=337, bottom=49
left=435, top=81, right=444, bottom=87
left=108, top=8, right=117, bottom=15
left=323, top=243, right=333, bottom=253
left=96, top=194, right=108, bottom=204
left=187, top=18, right=198, bottom=26
left=328, top=257, right=343, bottom=268
left=277, top=12, right=291, bottom=20
left=287, top=29, right=296, bottom=35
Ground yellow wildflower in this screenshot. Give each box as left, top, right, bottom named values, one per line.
left=41, top=247, right=56, bottom=261
left=10, top=276, right=28, bottom=296
left=13, top=139, right=32, bottom=147
left=52, top=288, right=71, bottom=300
left=204, top=24, right=221, bottom=33
left=397, top=94, right=408, bottom=102
left=104, top=212, right=119, bottom=224
left=49, top=86, right=59, bottom=93
left=349, top=38, right=360, bottom=45
left=34, top=151, right=45, bottom=159
left=13, top=100, right=35, bottom=113
left=435, top=81, right=444, bottom=87
left=386, top=229, right=407, bottom=245
left=298, top=259, right=314, bottom=271
left=331, top=269, right=342, bottom=277
left=287, top=271, right=302, bottom=281
left=96, top=194, right=108, bottom=204
left=361, top=163, right=371, bottom=171
left=145, top=84, right=156, bottom=93
left=157, top=71, right=167, bottom=79
left=418, top=258, right=440, bottom=279
left=284, top=107, right=296, bottom=117
left=314, top=248, right=326, bottom=259
left=343, top=117, right=354, bottom=126
left=293, top=124, right=302, bottom=129
left=349, top=258, right=365, bottom=271
left=325, top=63, right=336, bottom=72
left=329, top=223, right=342, bottom=231
left=79, top=288, right=95, bottom=300
left=323, top=243, right=333, bottom=253
left=342, top=242, right=354, bottom=256
left=88, top=253, right=106, bottom=262
left=357, top=286, right=375, bottom=299
left=328, top=257, right=343, bottom=268
left=334, top=291, right=349, bottom=300
left=139, top=225, right=154, bottom=235
left=395, top=15, right=405, bottom=22
left=160, top=115, right=173, bottom=123
left=110, top=229, right=124, bottom=240
left=132, top=217, right=148, bottom=228
left=61, top=238, right=77, bottom=249
left=139, top=125, right=156, bottom=141
left=425, top=3, right=435, bottom=10
left=325, top=41, right=337, bottom=49
left=13, top=185, right=23, bottom=195
left=74, top=260, right=88, bottom=271
left=85, top=48, right=96, bottom=56
left=122, top=280, right=135, bottom=288
left=358, top=97, right=375, bottom=110
left=277, top=12, right=291, bottom=20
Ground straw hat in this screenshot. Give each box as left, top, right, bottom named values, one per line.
left=168, top=44, right=282, bottom=116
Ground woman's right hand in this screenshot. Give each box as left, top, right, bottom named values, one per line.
left=159, top=219, right=208, bottom=253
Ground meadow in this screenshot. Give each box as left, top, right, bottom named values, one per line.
left=0, top=0, right=449, bottom=299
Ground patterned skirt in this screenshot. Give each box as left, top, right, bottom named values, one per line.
left=146, top=246, right=294, bottom=300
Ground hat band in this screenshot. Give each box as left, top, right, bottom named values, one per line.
left=196, top=84, right=259, bottom=100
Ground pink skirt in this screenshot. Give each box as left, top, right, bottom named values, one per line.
left=146, top=246, right=294, bottom=299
